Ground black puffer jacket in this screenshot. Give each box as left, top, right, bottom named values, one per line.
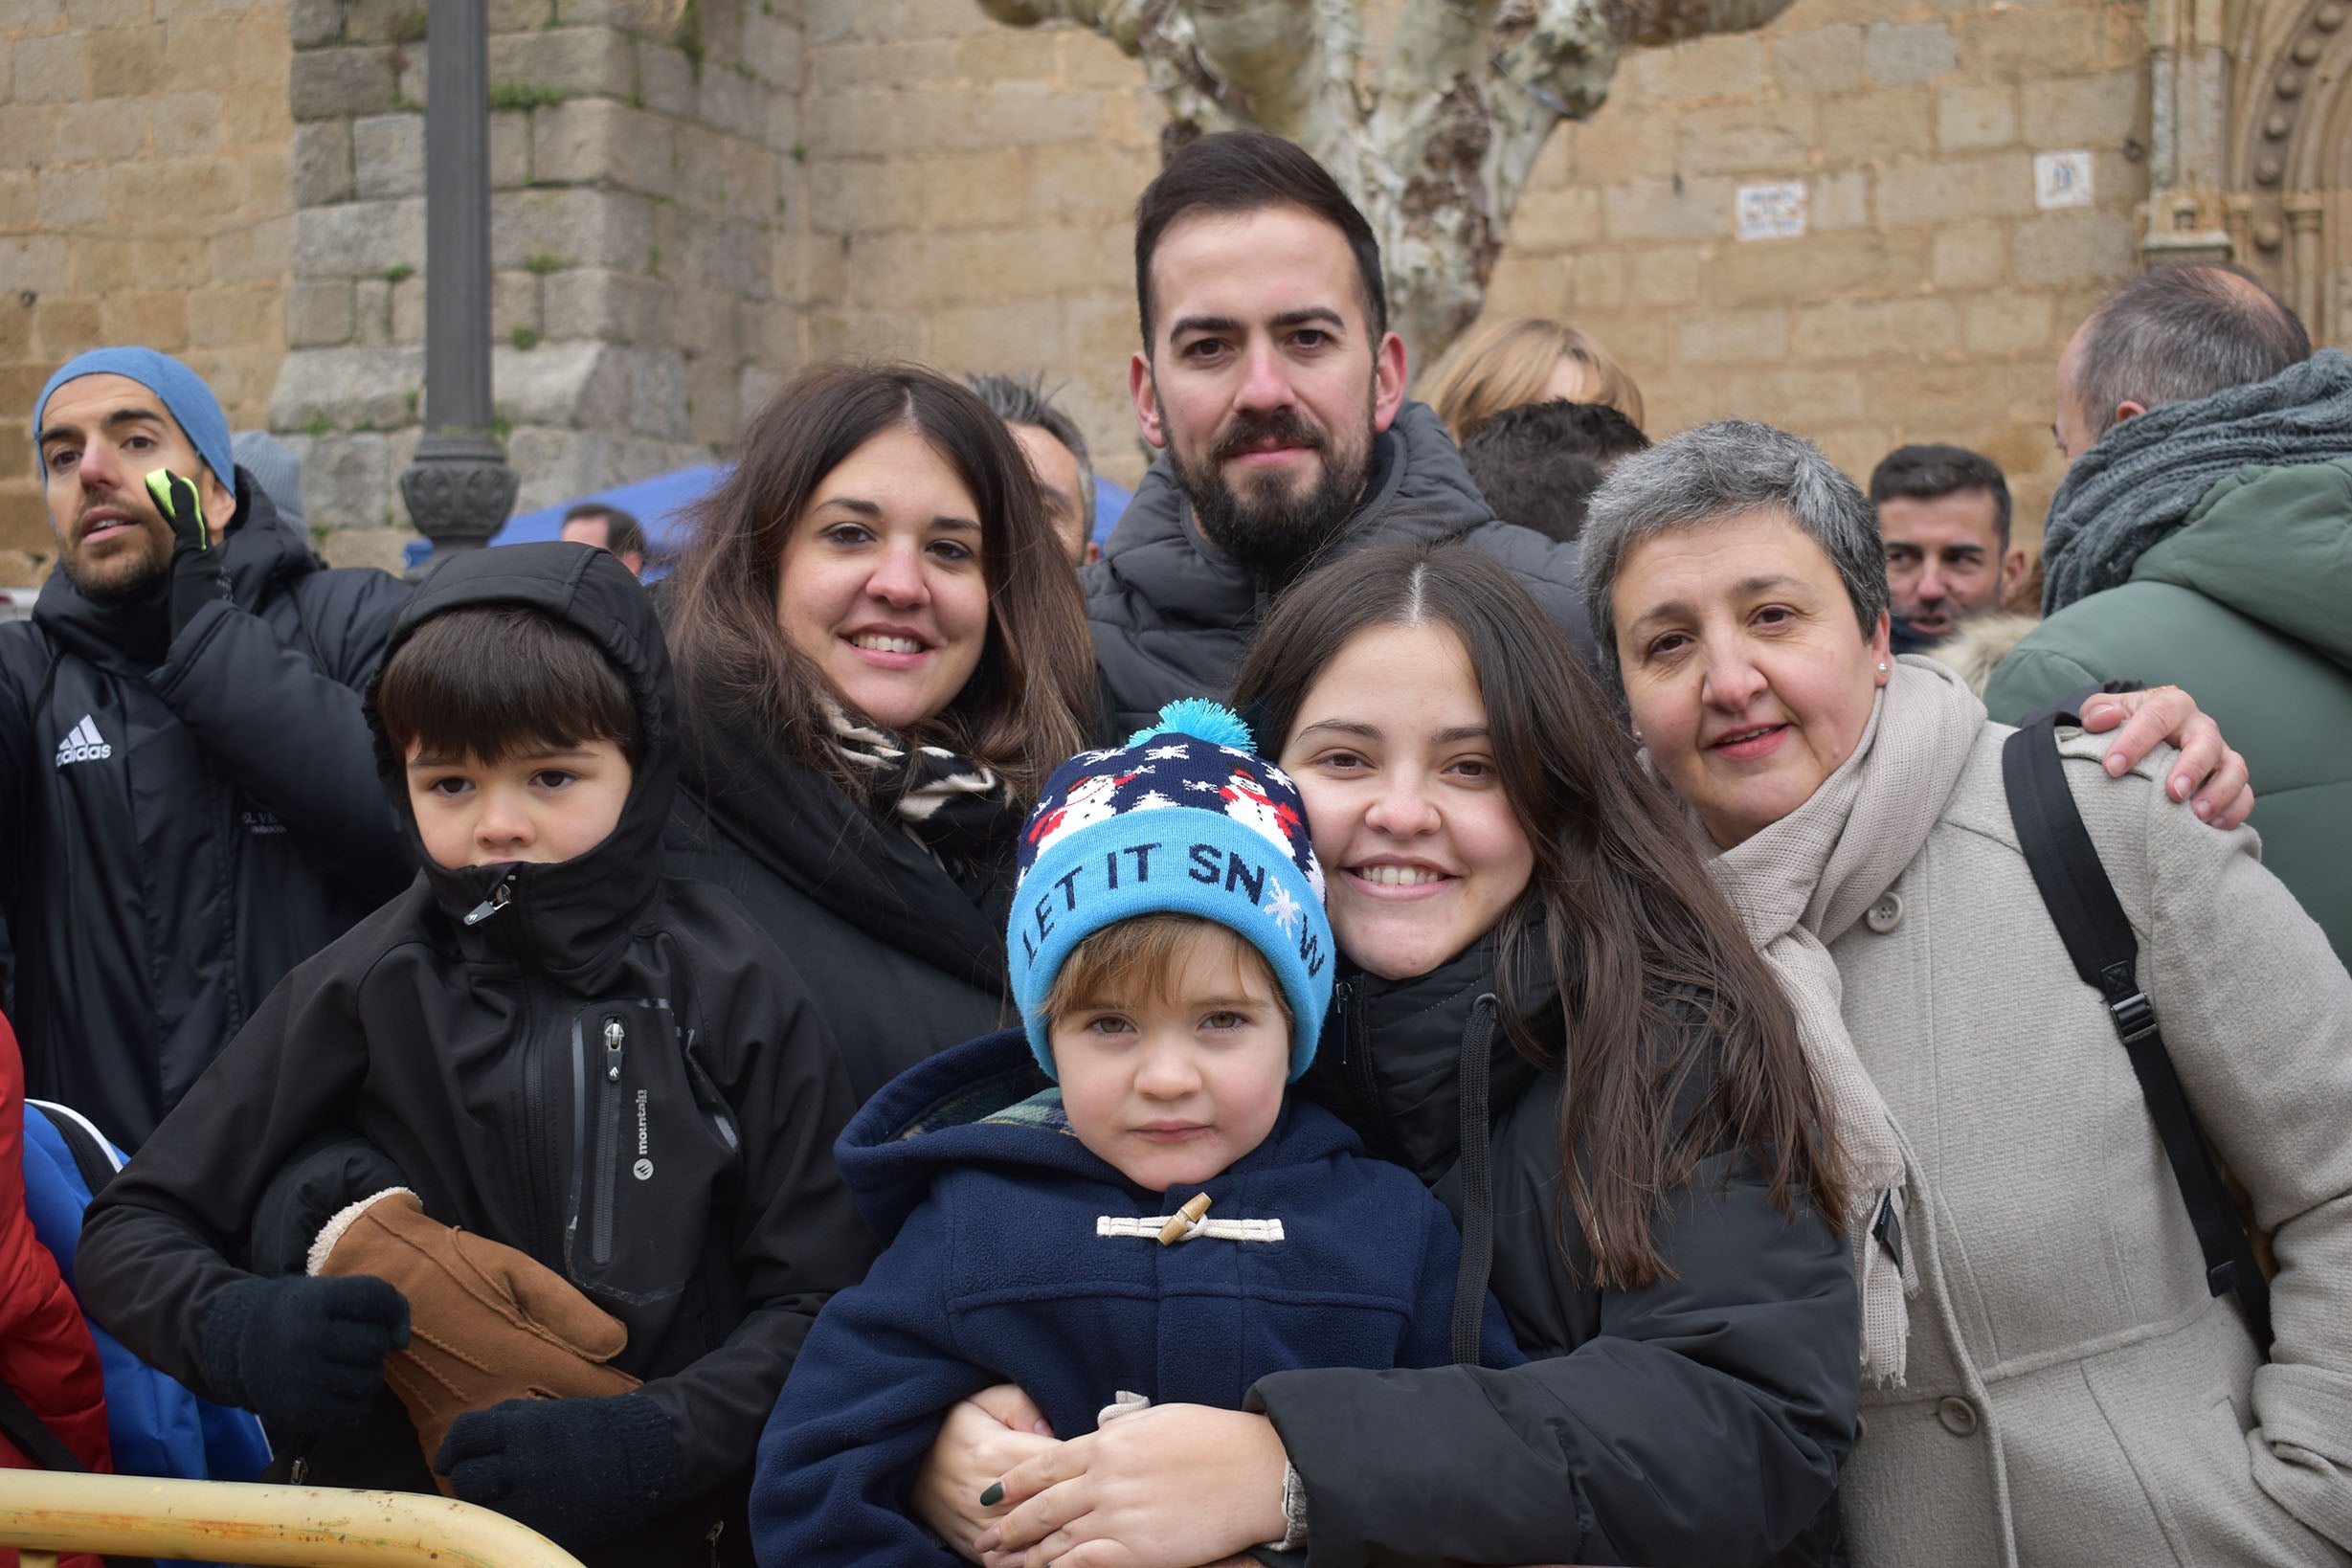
left=0, top=471, right=412, bottom=1148
left=78, top=545, right=878, bottom=1563
left=1255, top=937, right=1859, bottom=1568
left=666, top=728, right=1015, bottom=1108
left=1085, top=401, right=1595, bottom=736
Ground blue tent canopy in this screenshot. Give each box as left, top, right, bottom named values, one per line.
left=490, top=463, right=731, bottom=550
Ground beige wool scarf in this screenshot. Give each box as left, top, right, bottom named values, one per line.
left=1696, top=656, right=1987, bottom=1385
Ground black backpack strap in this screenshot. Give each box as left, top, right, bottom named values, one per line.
left=0, top=1375, right=90, bottom=1474
left=0, top=1373, right=159, bottom=1568
left=26, top=1099, right=125, bottom=1198
left=2003, top=711, right=2274, bottom=1351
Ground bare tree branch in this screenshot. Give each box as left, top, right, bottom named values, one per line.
left=975, top=0, right=1798, bottom=367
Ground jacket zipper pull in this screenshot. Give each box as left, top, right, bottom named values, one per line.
left=1333, top=978, right=1355, bottom=1064
left=463, top=871, right=517, bottom=927
left=604, top=1017, right=625, bottom=1082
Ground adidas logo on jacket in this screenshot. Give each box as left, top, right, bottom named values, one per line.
left=55, top=715, right=110, bottom=767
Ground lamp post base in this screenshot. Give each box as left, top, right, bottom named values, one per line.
left=398, top=432, right=518, bottom=578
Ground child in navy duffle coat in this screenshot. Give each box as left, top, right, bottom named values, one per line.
left=749, top=701, right=1522, bottom=1568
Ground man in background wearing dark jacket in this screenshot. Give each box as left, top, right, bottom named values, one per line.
left=1087, top=132, right=1592, bottom=735
left=10, top=347, right=412, bottom=1148
left=1984, top=267, right=2352, bottom=966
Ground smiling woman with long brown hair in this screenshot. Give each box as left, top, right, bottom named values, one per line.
left=919, top=541, right=1861, bottom=1568
left=662, top=362, right=1099, bottom=1103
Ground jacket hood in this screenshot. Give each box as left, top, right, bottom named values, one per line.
left=1097, top=400, right=1495, bottom=610
left=2139, top=455, right=2352, bottom=668
left=1929, top=612, right=2042, bottom=697
left=367, top=542, right=678, bottom=985
left=1309, top=928, right=1556, bottom=1185
left=34, top=467, right=319, bottom=673
left=836, top=1028, right=1359, bottom=1243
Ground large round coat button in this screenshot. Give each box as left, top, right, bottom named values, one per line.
left=1866, top=893, right=1905, bottom=933
left=1938, top=1396, right=1980, bottom=1437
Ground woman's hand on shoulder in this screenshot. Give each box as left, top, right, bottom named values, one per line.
left=974, top=1403, right=1288, bottom=1568
left=2079, top=685, right=2253, bottom=829
left=914, top=1385, right=1058, bottom=1563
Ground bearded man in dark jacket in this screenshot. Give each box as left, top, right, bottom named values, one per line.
left=10, top=348, right=412, bottom=1149
left=1086, top=131, right=1594, bottom=737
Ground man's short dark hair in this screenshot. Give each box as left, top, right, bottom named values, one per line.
left=1868, top=443, right=2014, bottom=551
left=376, top=605, right=639, bottom=767
left=2074, top=265, right=2312, bottom=441
left=564, top=503, right=646, bottom=561
left=1133, top=130, right=1386, bottom=353
left=965, top=371, right=1096, bottom=528
left=1461, top=400, right=1651, bottom=544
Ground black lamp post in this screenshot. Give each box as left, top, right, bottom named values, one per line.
left=398, top=0, right=517, bottom=574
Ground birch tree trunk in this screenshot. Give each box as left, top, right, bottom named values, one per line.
left=975, top=0, right=1799, bottom=370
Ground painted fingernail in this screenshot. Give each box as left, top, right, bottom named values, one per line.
left=979, top=1482, right=1005, bottom=1507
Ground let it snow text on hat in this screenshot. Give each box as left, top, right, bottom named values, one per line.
left=1008, top=699, right=1334, bottom=1081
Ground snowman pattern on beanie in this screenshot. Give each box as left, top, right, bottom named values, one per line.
left=1009, top=698, right=1338, bottom=1081
left=1219, top=768, right=1324, bottom=898
left=1027, top=770, right=1137, bottom=855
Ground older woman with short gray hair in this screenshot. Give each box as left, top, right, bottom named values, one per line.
left=1579, top=418, right=2352, bottom=1567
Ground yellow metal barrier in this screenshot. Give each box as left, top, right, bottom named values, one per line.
left=0, top=1469, right=585, bottom=1567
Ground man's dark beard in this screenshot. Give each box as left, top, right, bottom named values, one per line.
left=57, top=511, right=171, bottom=604
left=1170, top=405, right=1372, bottom=577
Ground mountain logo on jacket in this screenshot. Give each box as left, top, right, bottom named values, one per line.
left=55, top=715, right=112, bottom=768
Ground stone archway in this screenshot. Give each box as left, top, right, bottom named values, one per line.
left=2224, top=0, right=2352, bottom=344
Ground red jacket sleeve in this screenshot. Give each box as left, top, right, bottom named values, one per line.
left=0, top=1012, right=111, bottom=1479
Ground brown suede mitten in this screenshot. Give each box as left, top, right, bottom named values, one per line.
left=308, top=1188, right=639, bottom=1489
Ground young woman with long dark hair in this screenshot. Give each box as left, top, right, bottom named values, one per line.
left=922, top=541, right=1860, bottom=1568
left=664, top=362, right=1099, bottom=1101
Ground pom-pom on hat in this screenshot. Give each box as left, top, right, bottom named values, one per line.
left=1009, top=698, right=1333, bottom=1081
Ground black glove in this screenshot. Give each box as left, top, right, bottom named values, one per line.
left=435, top=1391, right=683, bottom=1548
left=145, top=467, right=230, bottom=639
left=200, top=1273, right=410, bottom=1433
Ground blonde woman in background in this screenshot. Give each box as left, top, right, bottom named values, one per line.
left=1420, top=316, right=1646, bottom=441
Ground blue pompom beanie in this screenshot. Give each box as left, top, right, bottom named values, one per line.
left=1009, top=699, right=1334, bottom=1082
left=34, top=347, right=235, bottom=496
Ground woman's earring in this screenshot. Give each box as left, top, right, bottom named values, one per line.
left=1878, top=662, right=1890, bottom=673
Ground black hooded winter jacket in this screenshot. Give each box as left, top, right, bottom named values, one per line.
left=1085, top=401, right=1597, bottom=737
left=665, top=759, right=1014, bottom=1109
left=1254, top=936, right=1859, bottom=1568
left=0, top=470, right=413, bottom=1149
left=77, top=544, right=878, bottom=1561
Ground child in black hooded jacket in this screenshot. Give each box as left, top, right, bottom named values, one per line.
left=77, top=543, right=877, bottom=1564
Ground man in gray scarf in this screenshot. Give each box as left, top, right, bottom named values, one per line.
left=1986, top=265, right=2352, bottom=967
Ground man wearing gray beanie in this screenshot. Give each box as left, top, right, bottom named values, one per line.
left=5, top=347, right=414, bottom=1148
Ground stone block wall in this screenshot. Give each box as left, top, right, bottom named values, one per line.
left=796, top=0, right=1167, bottom=486
left=0, top=0, right=296, bottom=571
left=4, top=0, right=2156, bottom=572
left=1461, top=0, right=2151, bottom=539
left=800, top=0, right=2147, bottom=535
left=277, top=0, right=803, bottom=569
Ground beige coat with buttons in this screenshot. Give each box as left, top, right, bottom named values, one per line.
left=1835, top=723, right=2352, bottom=1568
